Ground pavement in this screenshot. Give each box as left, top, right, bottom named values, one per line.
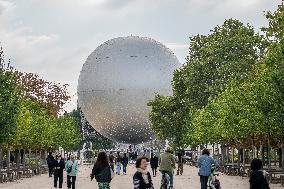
left=0, top=164, right=282, bottom=189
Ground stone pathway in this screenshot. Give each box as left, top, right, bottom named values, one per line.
left=0, top=164, right=282, bottom=189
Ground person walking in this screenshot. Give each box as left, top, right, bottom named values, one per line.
left=150, top=153, right=158, bottom=177
left=159, top=147, right=176, bottom=188
left=46, top=152, right=55, bottom=177
left=133, top=157, right=154, bottom=189
left=198, top=149, right=217, bottom=189
left=91, top=152, right=113, bottom=189
left=249, top=158, right=270, bottom=189
left=122, top=153, right=129, bottom=175
left=176, top=152, right=185, bottom=176
left=109, top=152, right=115, bottom=171
left=65, top=154, right=78, bottom=189
left=53, top=154, right=65, bottom=189
left=115, top=152, right=122, bottom=175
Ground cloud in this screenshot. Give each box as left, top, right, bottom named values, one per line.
left=0, top=0, right=13, bottom=16
left=0, top=0, right=282, bottom=112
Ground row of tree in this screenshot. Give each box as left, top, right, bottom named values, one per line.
left=148, top=2, right=284, bottom=153
left=0, top=47, right=81, bottom=152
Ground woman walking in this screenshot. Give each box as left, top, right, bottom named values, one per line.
left=53, top=154, right=65, bottom=189
left=91, top=152, right=113, bottom=189
left=249, top=159, right=270, bottom=189
left=66, top=154, right=78, bottom=189
left=115, top=152, right=122, bottom=175
left=150, top=153, right=158, bottom=177
left=133, top=157, right=154, bottom=189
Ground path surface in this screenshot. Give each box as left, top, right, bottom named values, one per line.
left=0, top=164, right=282, bottom=189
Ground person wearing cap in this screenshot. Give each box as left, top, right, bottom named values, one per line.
left=159, top=147, right=176, bottom=188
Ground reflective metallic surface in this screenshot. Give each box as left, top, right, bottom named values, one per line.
left=78, top=36, right=180, bottom=144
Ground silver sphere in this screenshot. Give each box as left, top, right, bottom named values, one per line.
left=78, top=36, right=180, bottom=144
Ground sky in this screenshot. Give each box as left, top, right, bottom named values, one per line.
left=0, top=0, right=282, bottom=111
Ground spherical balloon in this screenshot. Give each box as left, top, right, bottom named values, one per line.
left=78, top=36, right=180, bottom=144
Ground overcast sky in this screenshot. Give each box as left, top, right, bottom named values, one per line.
left=0, top=0, right=281, bottom=111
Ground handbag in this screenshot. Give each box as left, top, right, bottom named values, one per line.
left=67, top=163, right=73, bottom=174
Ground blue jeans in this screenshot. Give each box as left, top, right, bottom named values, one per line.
left=122, top=164, right=127, bottom=173
left=116, top=162, right=121, bottom=175
left=200, top=175, right=209, bottom=189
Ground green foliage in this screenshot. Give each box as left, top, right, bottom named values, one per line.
left=0, top=47, right=80, bottom=151
left=148, top=19, right=267, bottom=148
left=0, top=49, right=23, bottom=144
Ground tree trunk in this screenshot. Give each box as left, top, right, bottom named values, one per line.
left=237, top=148, right=241, bottom=168
left=7, top=149, right=10, bottom=170
left=232, top=147, right=235, bottom=166
left=281, top=138, right=284, bottom=171
left=268, top=135, right=271, bottom=171
left=261, top=145, right=265, bottom=165
left=278, top=148, right=282, bottom=168
left=0, top=148, right=2, bottom=169
left=221, top=143, right=226, bottom=165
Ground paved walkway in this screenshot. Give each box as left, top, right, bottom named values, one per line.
left=0, top=164, right=282, bottom=189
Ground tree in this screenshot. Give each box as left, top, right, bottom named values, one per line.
left=148, top=19, right=267, bottom=148
left=0, top=48, right=23, bottom=145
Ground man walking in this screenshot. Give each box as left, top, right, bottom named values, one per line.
left=176, top=152, right=185, bottom=175
left=122, top=153, right=128, bottom=175
left=159, top=147, right=176, bottom=188
left=46, top=152, right=55, bottom=177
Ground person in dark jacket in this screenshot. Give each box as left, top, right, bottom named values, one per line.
left=176, top=152, right=185, bottom=175
left=53, top=154, right=65, bottom=189
left=115, top=152, right=122, bottom=175
left=109, top=152, right=115, bottom=171
left=91, top=152, right=113, bottom=189
left=122, top=153, right=129, bottom=175
left=150, top=153, right=158, bottom=177
left=46, top=152, right=55, bottom=177
left=133, top=157, right=154, bottom=189
left=249, top=158, right=270, bottom=189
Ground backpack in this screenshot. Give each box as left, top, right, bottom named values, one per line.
left=95, top=166, right=113, bottom=182
left=67, top=163, right=73, bottom=174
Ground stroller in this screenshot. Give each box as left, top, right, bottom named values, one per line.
left=207, top=164, right=221, bottom=189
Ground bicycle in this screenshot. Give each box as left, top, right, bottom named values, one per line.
left=160, top=171, right=171, bottom=189
left=208, top=164, right=221, bottom=189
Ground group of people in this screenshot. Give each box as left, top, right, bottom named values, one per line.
left=108, top=152, right=129, bottom=175
left=46, top=152, right=78, bottom=189
left=46, top=148, right=271, bottom=189
left=91, top=148, right=176, bottom=189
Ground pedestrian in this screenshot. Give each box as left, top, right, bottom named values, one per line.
left=53, top=154, right=65, bottom=189
left=91, top=152, right=113, bottom=189
left=176, top=152, right=185, bottom=175
left=46, top=152, right=55, bottom=177
left=65, top=154, right=78, bottom=189
left=122, top=153, right=129, bottom=175
left=133, top=157, right=154, bottom=189
left=109, top=152, right=115, bottom=171
left=198, top=149, right=217, bottom=189
left=150, top=153, right=158, bottom=177
left=249, top=158, right=270, bottom=189
left=115, top=152, right=122, bottom=175
left=159, top=147, right=176, bottom=188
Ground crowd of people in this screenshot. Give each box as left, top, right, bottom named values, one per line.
left=46, top=148, right=270, bottom=189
